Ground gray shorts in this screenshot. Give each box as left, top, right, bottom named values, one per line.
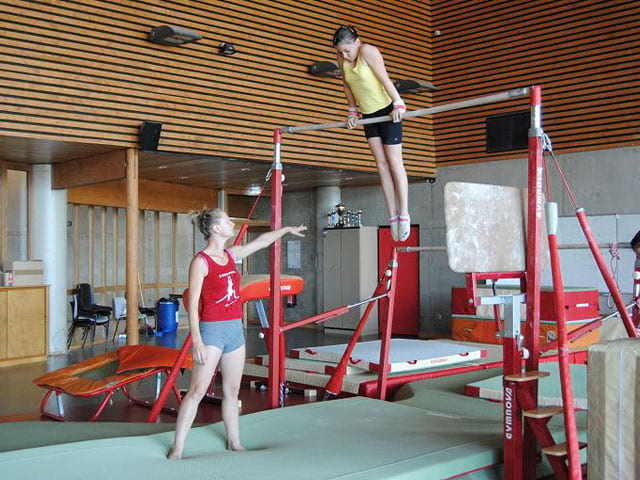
left=199, top=319, right=245, bottom=354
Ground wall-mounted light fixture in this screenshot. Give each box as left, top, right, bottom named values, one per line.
left=246, top=185, right=262, bottom=196
left=218, top=42, right=237, bottom=55
left=308, top=61, right=342, bottom=78
left=148, top=25, right=202, bottom=46
left=393, top=79, right=437, bottom=94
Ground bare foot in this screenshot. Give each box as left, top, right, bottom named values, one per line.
left=167, top=447, right=182, bottom=459
left=227, top=443, right=246, bottom=452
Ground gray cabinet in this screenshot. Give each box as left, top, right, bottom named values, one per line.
left=322, top=227, right=378, bottom=335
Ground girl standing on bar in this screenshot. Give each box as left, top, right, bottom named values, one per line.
left=167, top=208, right=306, bottom=458
left=333, top=25, right=410, bottom=242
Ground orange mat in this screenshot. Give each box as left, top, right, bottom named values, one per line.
left=33, top=345, right=192, bottom=420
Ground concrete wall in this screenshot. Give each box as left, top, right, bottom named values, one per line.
left=290, top=146, right=639, bottom=336
left=248, top=191, right=318, bottom=324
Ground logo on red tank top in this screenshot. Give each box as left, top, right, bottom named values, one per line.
left=216, top=271, right=240, bottom=307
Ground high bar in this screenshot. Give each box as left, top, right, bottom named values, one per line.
left=283, top=87, right=530, bottom=134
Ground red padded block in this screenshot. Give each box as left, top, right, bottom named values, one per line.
left=239, top=274, right=304, bottom=303
left=539, top=288, right=599, bottom=321
left=452, top=286, right=600, bottom=321
left=182, top=274, right=304, bottom=313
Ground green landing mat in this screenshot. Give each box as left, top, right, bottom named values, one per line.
left=393, top=367, right=588, bottom=478
left=394, top=367, right=587, bottom=431
left=0, top=397, right=502, bottom=480
left=0, top=422, right=175, bottom=453
left=464, top=363, right=588, bottom=409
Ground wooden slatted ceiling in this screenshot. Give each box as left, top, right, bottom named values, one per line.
left=432, top=0, right=639, bottom=166
left=0, top=0, right=435, bottom=178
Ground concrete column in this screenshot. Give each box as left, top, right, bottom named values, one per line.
left=315, top=186, right=341, bottom=313
left=217, top=189, right=227, bottom=210
left=30, top=164, right=67, bottom=354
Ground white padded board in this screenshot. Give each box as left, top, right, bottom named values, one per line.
left=444, top=182, right=525, bottom=273
left=253, top=355, right=363, bottom=375
left=243, top=359, right=366, bottom=395
left=290, top=339, right=486, bottom=373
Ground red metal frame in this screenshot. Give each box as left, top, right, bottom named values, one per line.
left=376, top=250, right=399, bottom=399
left=145, top=86, right=638, bottom=479
left=324, top=278, right=388, bottom=397
left=515, top=84, right=544, bottom=480
left=547, top=223, right=582, bottom=478
left=268, top=128, right=284, bottom=408
left=575, top=209, right=638, bottom=338
left=41, top=367, right=177, bottom=422
left=147, top=336, right=192, bottom=422
left=148, top=89, right=536, bottom=422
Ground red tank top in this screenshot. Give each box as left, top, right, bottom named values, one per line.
left=197, top=250, right=243, bottom=322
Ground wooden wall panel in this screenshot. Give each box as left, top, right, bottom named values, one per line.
left=432, top=0, right=639, bottom=165
left=0, top=0, right=435, bottom=177
left=67, top=179, right=216, bottom=213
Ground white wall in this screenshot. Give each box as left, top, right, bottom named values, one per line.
left=31, top=165, right=68, bottom=354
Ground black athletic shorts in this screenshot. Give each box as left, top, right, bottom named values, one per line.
left=362, top=103, right=403, bottom=145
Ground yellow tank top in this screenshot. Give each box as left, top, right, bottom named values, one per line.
left=342, top=58, right=391, bottom=114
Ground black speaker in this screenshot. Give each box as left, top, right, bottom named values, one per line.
left=308, top=61, right=341, bottom=77
left=486, top=111, right=530, bottom=153
left=393, top=79, right=437, bottom=94
left=139, top=121, right=163, bottom=151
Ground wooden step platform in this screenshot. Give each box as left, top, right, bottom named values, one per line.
left=542, top=441, right=587, bottom=457
left=523, top=406, right=564, bottom=419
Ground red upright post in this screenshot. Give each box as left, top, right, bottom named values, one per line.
left=268, top=129, right=284, bottom=408
left=546, top=202, right=582, bottom=479
left=147, top=334, right=192, bottom=422
left=575, top=209, right=638, bottom=338
left=377, top=250, right=399, bottom=400
left=517, top=84, right=544, bottom=479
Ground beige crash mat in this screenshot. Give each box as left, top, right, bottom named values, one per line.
left=588, top=339, right=640, bottom=480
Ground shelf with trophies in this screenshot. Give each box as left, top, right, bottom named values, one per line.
left=322, top=203, right=378, bottom=335
left=325, top=203, right=362, bottom=230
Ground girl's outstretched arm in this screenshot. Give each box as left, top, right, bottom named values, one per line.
left=228, top=225, right=306, bottom=261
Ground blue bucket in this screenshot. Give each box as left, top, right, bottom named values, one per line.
left=157, top=298, right=179, bottom=335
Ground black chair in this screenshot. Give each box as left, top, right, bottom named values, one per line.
left=76, top=284, right=112, bottom=318
left=67, top=293, right=111, bottom=348
left=138, top=305, right=158, bottom=335
left=66, top=284, right=112, bottom=349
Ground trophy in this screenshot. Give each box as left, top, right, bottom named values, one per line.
left=335, top=203, right=346, bottom=227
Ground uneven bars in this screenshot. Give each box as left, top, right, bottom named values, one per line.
left=283, top=87, right=530, bottom=134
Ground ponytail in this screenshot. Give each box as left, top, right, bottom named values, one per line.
left=332, top=25, right=359, bottom=46
left=191, top=208, right=225, bottom=240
